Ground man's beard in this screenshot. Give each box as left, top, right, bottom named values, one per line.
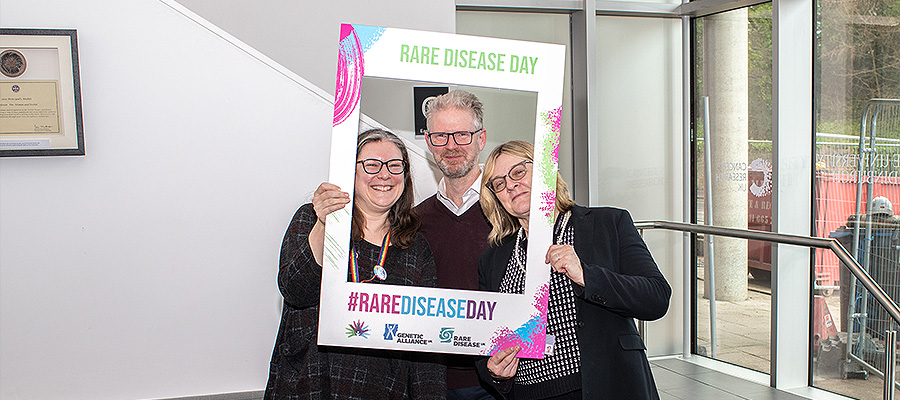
left=437, top=152, right=477, bottom=179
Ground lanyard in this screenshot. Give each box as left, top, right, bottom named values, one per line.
left=350, top=230, right=390, bottom=283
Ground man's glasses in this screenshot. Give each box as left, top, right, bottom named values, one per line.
left=426, top=129, right=482, bottom=147
left=356, top=159, right=407, bottom=175
left=486, top=160, right=532, bottom=193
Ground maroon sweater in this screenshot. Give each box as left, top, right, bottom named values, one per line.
left=414, top=194, right=492, bottom=389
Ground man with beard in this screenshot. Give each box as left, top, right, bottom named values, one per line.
left=414, top=90, right=496, bottom=400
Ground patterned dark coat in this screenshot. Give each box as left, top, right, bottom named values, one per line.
left=264, top=204, right=446, bottom=399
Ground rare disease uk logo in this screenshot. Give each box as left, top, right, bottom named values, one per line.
left=440, top=327, right=486, bottom=349
left=439, top=327, right=454, bottom=343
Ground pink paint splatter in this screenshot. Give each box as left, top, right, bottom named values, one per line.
left=540, top=190, right=556, bottom=220
left=485, top=283, right=550, bottom=359
left=546, top=106, right=562, bottom=134
left=546, top=107, right=561, bottom=164
left=539, top=106, right=562, bottom=166
left=333, top=24, right=363, bottom=127
left=551, top=142, right=560, bottom=165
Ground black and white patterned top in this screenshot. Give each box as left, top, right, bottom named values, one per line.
left=497, top=211, right=582, bottom=398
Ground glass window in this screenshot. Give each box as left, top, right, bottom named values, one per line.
left=692, top=3, right=774, bottom=375
left=813, top=0, right=900, bottom=396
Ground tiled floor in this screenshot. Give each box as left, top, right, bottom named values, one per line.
left=651, top=358, right=814, bottom=400
left=691, top=275, right=886, bottom=399
left=175, top=358, right=839, bottom=400
left=696, top=271, right=776, bottom=374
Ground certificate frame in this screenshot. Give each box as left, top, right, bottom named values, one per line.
left=0, top=29, right=84, bottom=157
left=320, top=24, right=565, bottom=358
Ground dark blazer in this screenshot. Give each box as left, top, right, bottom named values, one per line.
left=476, top=205, right=671, bottom=400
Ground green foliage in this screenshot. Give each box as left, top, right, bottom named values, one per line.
left=817, top=120, right=862, bottom=137
left=816, top=0, right=900, bottom=127
left=749, top=3, right=773, bottom=141
left=749, top=141, right=773, bottom=161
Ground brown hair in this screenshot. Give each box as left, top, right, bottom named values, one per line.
left=479, top=140, right=575, bottom=246
left=351, top=129, right=420, bottom=248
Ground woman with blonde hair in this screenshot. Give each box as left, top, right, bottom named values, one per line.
left=476, top=140, right=670, bottom=400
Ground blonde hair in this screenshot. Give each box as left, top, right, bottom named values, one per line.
left=479, top=140, right=575, bottom=245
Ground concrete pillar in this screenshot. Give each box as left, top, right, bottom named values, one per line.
left=704, top=9, right=749, bottom=301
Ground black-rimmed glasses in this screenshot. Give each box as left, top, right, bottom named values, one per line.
left=356, top=159, right=407, bottom=175
left=486, top=160, right=532, bottom=193
left=426, top=129, right=482, bottom=147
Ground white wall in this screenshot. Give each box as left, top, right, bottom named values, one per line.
left=594, top=15, right=685, bottom=356
left=175, top=0, right=456, bottom=107
left=0, top=0, right=442, bottom=399
left=176, top=0, right=456, bottom=181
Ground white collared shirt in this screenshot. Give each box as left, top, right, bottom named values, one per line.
left=436, top=169, right=483, bottom=216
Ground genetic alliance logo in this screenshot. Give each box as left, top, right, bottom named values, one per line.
left=379, top=324, right=432, bottom=346
left=346, top=320, right=370, bottom=338
left=384, top=323, right=399, bottom=340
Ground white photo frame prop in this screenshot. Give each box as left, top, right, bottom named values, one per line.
left=320, top=24, right=565, bottom=358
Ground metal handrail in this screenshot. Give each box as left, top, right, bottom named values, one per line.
left=633, top=220, right=900, bottom=331
left=636, top=219, right=900, bottom=397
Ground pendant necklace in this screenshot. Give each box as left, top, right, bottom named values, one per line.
left=350, top=230, right=390, bottom=283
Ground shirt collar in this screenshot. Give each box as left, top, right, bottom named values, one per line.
left=436, top=168, right=483, bottom=216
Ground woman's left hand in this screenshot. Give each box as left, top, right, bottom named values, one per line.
left=545, top=245, right=585, bottom=287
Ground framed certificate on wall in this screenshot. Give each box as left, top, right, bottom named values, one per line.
left=0, top=29, right=84, bottom=157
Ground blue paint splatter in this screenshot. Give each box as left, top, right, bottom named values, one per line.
left=352, top=25, right=385, bottom=54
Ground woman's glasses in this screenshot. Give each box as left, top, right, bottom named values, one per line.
left=357, top=159, right=407, bottom=175
left=486, top=160, right=532, bottom=193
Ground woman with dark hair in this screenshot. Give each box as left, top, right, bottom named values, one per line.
left=476, top=140, right=670, bottom=400
left=264, top=129, right=445, bottom=399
